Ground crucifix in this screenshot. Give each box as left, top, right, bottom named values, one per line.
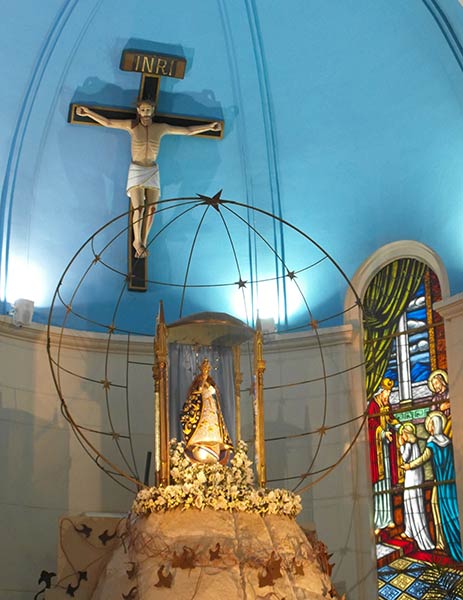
left=69, top=48, right=224, bottom=291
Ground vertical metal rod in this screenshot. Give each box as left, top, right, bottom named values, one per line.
left=233, top=345, right=242, bottom=443
left=153, top=348, right=160, bottom=485
left=153, top=301, right=169, bottom=486
left=143, top=451, right=152, bottom=486
left=254, top=317, right=266, bottom=487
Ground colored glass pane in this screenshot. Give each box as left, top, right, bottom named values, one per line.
left=364, top=259, right=463, bottom=598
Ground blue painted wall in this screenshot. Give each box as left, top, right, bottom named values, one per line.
left=1, top=0, right=462, bottom=333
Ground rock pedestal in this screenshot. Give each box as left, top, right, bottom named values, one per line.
left=90, top=508, right=334, bottom=599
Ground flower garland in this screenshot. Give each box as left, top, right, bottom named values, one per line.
left=132, top=440, right=302, bottom=518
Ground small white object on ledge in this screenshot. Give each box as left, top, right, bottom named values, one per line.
left=11, top=298, right=34, bottom=327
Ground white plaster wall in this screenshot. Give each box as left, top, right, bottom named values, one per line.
left=0, top=317, right=154, bottom=599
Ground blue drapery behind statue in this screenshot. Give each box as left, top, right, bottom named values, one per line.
left=168, top=342, right=236, bottom=443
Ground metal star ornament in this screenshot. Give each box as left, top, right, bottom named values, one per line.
left=317, top=425, right=328, bottom=436
left=197, top=189, right=223, bottom=211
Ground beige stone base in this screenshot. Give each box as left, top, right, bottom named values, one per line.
left=92, top=509, right=333, bottom=599
left=44, top=510, right=335, bottom=599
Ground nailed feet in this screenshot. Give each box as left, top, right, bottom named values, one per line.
left=133, top=241, right=148, bottom=259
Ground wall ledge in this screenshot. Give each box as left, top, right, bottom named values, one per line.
left=0, top=316, right=353, bottom=356
left=262, top=324, right=353, bottom=353
left=434, top=293, right=463, bottom=320
left=0, top=315, right=153, bottom=355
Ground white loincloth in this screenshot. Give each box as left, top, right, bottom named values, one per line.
left=126, top=162, right=160, bottom=196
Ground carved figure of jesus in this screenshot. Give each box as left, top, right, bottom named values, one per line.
left=76, top=100, right=221, bottom=258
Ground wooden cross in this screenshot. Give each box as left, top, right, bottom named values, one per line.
left=69, top=48, right=223, bottom=291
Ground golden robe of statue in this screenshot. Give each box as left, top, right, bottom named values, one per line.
left=181, top=358, right=233, bottom=464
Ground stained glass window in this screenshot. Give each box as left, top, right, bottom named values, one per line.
left=363, top=258, right=463, bottom=599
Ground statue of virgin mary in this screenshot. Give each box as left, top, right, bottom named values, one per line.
left=180, top=358, right=233, bottom=465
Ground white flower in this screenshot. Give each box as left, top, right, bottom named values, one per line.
left=213, top=472, right=224, bottom=485
left=138, top=488, right=152, bottom=499
left=132, top=441, right=301, bottom=518
left=233, top=455, right=243, bottom=468
left=170, top=467, right=181, bottom=481
left=196, top=470, right=207, bottom=484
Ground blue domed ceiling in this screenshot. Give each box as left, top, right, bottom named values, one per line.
left=1, top=0, right=463, bottom=333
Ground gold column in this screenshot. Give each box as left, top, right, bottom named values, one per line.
left=254, top=317, right=266, bottom=487
left=153, top=301, right=169, bottom=486
left=233, top=345, right=242, bottom=442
